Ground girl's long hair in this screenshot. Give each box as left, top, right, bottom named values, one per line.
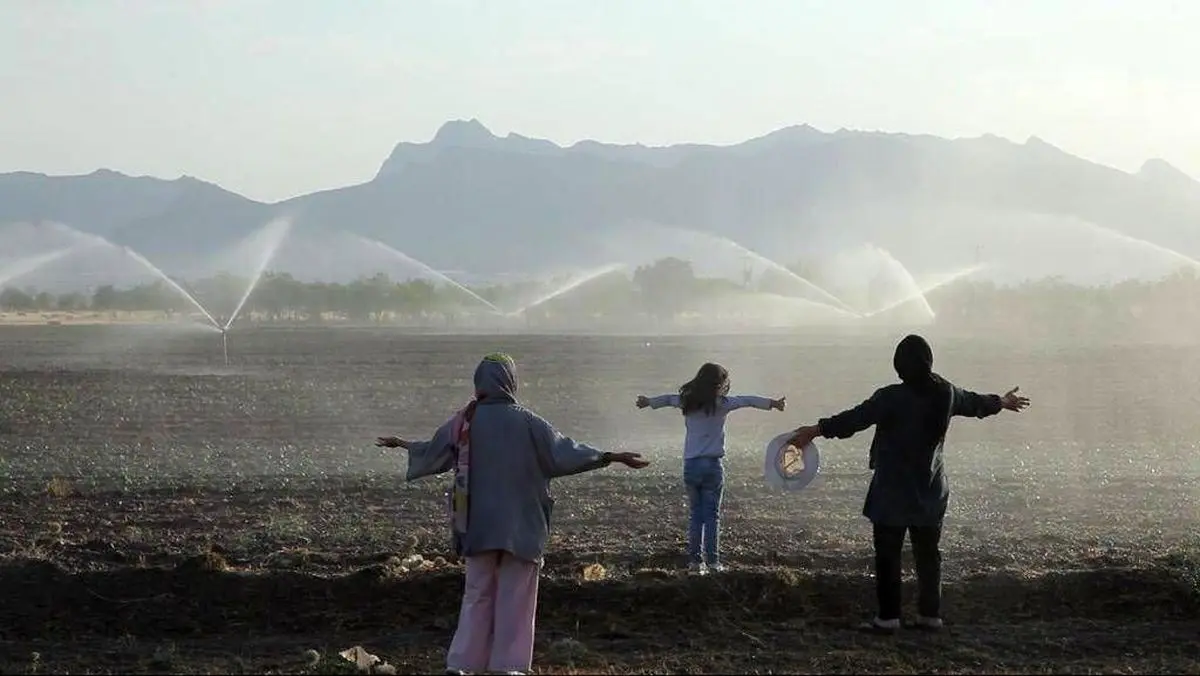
left=679, top=362, right=730, bottom=416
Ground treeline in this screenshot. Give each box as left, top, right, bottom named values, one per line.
left=925, top=269, right=1200, bottom=340
left=0, top=272, right=493, bottom=321
left=2, top=260, right=1200, bottom=338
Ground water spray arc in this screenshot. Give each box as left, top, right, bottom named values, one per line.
left=0, top=247, right=79, bottom=289
left=0, top=225, right=126, bottom=289
left=122, top=218, right=294, bottom=366
left=654, top=225, right=861, bottom=316
left=1069, top=218, right=1200, bottom=270
left=0, top=226, right=240, bottom=361
left=870, top=245, right=937, bottom=318
left=861, top=263, right=988, bottom=319
left=352, top=234, right=502, bottom=314
left=741, top=292, right=864, bottom=323
left=222, top=218, right=293, bottom=332
left=0, top=223, right=228, bottom=333
left=507, top=263, right=627, bottom=316
left=119, top=247, right=222, bottom=331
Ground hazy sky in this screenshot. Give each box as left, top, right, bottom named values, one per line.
left=2, top=0, right=1197, bottom=203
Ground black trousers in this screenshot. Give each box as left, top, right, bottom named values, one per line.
left=872, top=522, right=943, bottom=621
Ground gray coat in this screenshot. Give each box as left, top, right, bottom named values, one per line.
left=405, top=356, right=611, bottom=563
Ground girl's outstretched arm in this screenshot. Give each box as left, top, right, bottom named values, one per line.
left=635, top=394, right=680, bottom=410
left=723, top=395, right=786, bottom=412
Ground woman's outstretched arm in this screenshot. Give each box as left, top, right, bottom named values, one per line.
left=954, top=385, right=1029, bottom=418
left=529, top=410, right=649, bottom=478
left=789, top=389, right=885, bottom=448
left=376, top=417, right=458, bottom=482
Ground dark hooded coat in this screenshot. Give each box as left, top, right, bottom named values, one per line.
left=817, top=335, right=1003, bottom=526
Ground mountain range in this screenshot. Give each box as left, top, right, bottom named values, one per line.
left=3, top=119, right=1199, bottom=286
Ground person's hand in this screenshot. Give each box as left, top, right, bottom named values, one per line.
left=771, top=396, right=787, bottom=411
left=788, top=425, right=820, bottom=449
left=635, top=396, right=650, bottom=409
left=608, top=451, right=650, bottom=469
left=375, top=436, right=406, bottom=449
left=1001, top=387, right=1030, bottom=412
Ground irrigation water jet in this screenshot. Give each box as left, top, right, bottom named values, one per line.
left=0, top=223, right=226, bottom=334
left=867, top=245, right=937, bottom=318
left=507, top=263, right=626, bottom=315
left=652, top=225, right=861, bottom=316
left=119, top=247, right=222, bottom=331
left=713, top=291, right=861, bottom=327
left=1067, top=217, right=1200, bottom=270
left=352, top=234, right=502, bottom=313
left=222, top=218, right=292, bottom=331
left=0, top=247, right=78, bottom=289
left=1, top=223, right=250, bottom=365
left=861, top=263, right=988, bottom=319
left=0, top=223, right=121, bottom=288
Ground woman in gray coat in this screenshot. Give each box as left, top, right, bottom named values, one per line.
left=376, top=352, right=648, bottom=675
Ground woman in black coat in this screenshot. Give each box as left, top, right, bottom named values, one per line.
left=789, top=334, right=1030, bottom=633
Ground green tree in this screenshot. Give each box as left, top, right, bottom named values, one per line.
left=55, top=292, right=88, bottom=311
left=0, top=288, right=35, bottom=311
left=92, top=285, right=119, bottom=310
left=33, top=291, right=56, bottom=310
left=251, top=272, right=300, bottom=321
left=633, top=257, right=695, bottom=318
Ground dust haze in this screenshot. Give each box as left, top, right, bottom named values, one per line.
left=3, top=82, right=1200, bottom=676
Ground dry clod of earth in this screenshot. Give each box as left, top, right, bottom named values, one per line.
left=176, top=550, right=229, bottom=574
left=548, top=637, right=591, bottom=663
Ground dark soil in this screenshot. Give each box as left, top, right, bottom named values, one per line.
left=1, top=478, right=1197, bottom=675
left=1, top=327, right=1198, bottom=673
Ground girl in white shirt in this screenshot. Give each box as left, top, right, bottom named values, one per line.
left=636, top=362, right=785, bottom=574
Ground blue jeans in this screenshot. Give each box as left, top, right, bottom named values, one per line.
left=683, top=456, right=725, bottom=565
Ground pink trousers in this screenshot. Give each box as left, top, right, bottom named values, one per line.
left=446, top=550, right=541, bottom=673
